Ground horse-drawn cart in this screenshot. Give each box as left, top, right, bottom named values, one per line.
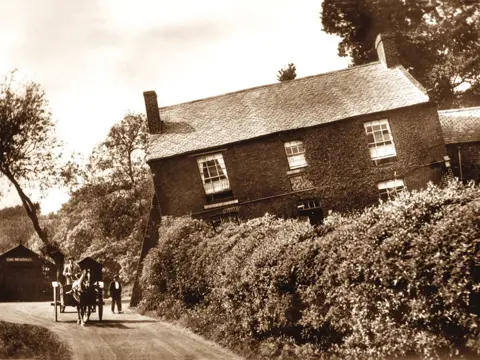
left=51, top=257, right=105, bottom=324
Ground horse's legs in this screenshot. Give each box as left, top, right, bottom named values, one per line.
left=76, top=305, right=81, bottom=325
left=78, top=305, right=86, bottom=326
left=83, top=306, right=90, bottom=323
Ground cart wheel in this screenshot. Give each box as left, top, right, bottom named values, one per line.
left=98, top=303, right=103, bottom=321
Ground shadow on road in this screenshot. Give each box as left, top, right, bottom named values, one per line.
left=62, top=319, right=158, bottom=329
left=98, top=319, right=158, bottom=324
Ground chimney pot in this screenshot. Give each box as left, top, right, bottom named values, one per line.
left=143, top=91, right=163, bottom=134
left=375, top=33, right=400, bottom=68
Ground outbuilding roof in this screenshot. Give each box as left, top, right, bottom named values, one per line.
left=147, top=62, right=429, bottom=161
left=0, top=244, right=53, bottom=263
left=438, top=107, right=480, bottom=144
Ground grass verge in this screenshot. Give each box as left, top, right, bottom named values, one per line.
left=0, top=321, right=71, bottom=360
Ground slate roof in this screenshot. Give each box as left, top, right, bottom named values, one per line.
left=147, top=62, right=429, bottom=161
left=0, top=244, right=52, bottom=263
left=438, top=107, right=480, bottom=144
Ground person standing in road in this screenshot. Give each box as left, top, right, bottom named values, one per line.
left=109, top=274, right=122, bottom=314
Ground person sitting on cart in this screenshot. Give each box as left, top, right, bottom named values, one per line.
left=63, top=257, right=81, bottom=285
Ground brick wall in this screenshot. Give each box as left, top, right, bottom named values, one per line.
left=149, top=102, right=447, bottom=220
left=446, top=142, right=480, bottom=182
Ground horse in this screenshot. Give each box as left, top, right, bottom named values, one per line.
left=70, top=269, right=95, bottom=326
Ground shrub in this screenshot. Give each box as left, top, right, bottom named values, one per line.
left=139, top=181, right=480, bottom=359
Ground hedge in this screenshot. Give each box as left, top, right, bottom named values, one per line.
left=139, top=181, right=480, bottom=359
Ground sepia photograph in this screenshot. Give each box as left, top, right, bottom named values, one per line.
left=0, top=0, right=479, bottom=359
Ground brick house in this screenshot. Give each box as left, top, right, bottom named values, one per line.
left=143, top=34, right=448, bottom=225
left=438, top=107, right=480, bottom=183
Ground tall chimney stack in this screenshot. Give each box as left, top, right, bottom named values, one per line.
left=375, top=33, right=400, bottom=68
left=143, top=91, right=163, bottom=134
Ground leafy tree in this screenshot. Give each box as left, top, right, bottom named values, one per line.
left=86, top=113, right=148, bottom=191
left=0, top=205, right=35, bottom=253
left=321, top=0, right=480, bottom=107
left=277, top=63, right=297, bottom=82
left=0, top=71, right=68, bottom=268
left=48, top=112, right=152, bottom=284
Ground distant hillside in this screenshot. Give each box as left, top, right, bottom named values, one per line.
left=0, top=205, right=35, bottom=253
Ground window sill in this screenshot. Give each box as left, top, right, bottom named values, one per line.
left=204, top=199, right=239, bottom=210
left=286, top=167, right=307, bottom=175
left=372, top=156, right=397, bottom=166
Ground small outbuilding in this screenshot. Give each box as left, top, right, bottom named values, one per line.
left=0, top=244, right=55, bottom=301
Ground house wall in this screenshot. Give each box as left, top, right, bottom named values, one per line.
left=446, top=142, right=480, bottom=183
left=149, top=103, right=447, bottom=221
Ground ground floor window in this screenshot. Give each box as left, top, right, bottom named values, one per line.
left=296, top=199, right=323, bottom=225
left=377, top=178, right=405, bottom=201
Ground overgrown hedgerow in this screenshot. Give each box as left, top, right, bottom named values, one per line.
left=139, top=181, right=480, bottom=360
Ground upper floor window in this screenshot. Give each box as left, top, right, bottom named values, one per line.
left=364, top=119, right=396, bottom=164
left=377, top=179, right=405, bottom=201
left=196, top=153, right=231, bottom=195
left=284, top=140, right=307, bottom=169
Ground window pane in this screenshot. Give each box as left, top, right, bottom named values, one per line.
left=204, top=178, right=231, bottom=194
left=374, top=132, right=383, bottom=142
left=202, top=162, right=210, bottom=179
left=288, top=154, right=307, bottom=169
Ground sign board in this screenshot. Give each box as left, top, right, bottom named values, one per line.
left=6, top=257, right=33, bottom=262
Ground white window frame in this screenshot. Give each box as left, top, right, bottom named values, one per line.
left=364, top=119, right=396, bottom=162
left=377, top=179, right=405, bottom=200
left=196, top=153, right=231, bottom=195
left=297, top=199, right=321, bottom=211
left=284, top=140, right=307, bottom=169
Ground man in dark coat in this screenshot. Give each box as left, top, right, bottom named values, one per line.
left=109, top=274, right=122, bottom=313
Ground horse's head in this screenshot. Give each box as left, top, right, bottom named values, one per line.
left=73, top=270, right=91, bottom=292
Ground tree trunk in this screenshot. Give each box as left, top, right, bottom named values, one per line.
left=130, top=193, right=161, bottom=307
left=2, top=169, right=65, bottom=278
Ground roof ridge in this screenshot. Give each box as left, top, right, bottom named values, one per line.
left=0, top=243, right=31, bottom=257
left=439, top=106, right=480, bottom=113
left=395, top=65, right=429, bottom=97
left=158, top=61, right=381, bottom=110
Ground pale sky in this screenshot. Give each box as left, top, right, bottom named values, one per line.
left=0, top=0, right=350, bottom=214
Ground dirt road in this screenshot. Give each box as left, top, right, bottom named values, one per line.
left=0, top=301, right=243, bottom=360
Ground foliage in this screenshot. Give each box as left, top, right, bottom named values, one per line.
left=0, top=70, right=71, bottom=266
left=140, top=181, right=480, bottom=360
left=45, top=112, right=152, bottom=285
left=277, top=63, right=297, bottom=82
left=86, top=112, right=148, bottom=190
left=0, top=205, right=35, bottom=253
left=321, top=0, right=480, bottom=107
left=0, top=321, right=71, bottom=359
